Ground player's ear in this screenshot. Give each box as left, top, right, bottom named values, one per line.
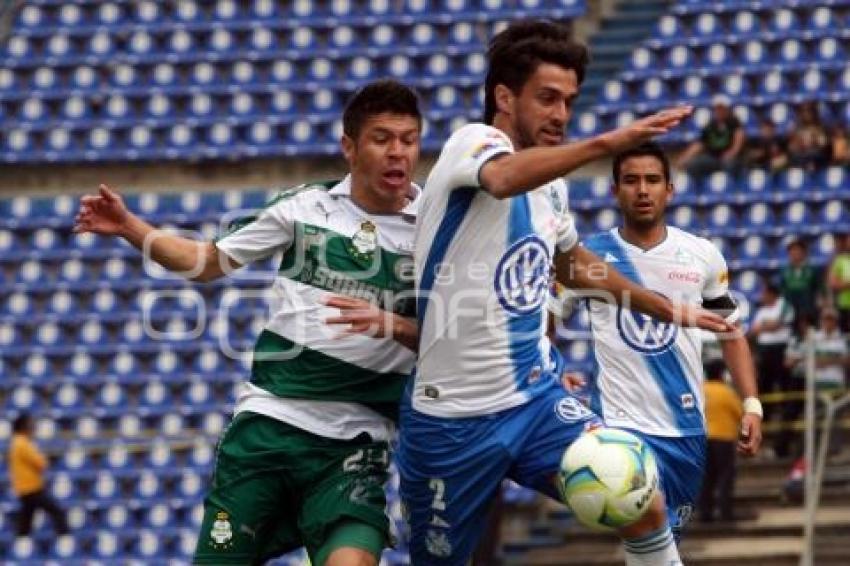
left=494, top=84, right=514, bottom=117
left=341, top=134, right=355, bottom=163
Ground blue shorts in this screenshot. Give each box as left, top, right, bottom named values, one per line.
left=397, top=380, right=602, bottom=565
left=627, top=431, right=706, bottom=539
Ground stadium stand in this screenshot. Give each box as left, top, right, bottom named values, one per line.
left=0, top=0, right=586, bottom=163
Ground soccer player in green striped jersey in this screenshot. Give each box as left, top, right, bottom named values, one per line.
left=74, top=80, right=422, bottom=566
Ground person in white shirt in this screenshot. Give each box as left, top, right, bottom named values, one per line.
left=554, top=142, right=762, bottom=538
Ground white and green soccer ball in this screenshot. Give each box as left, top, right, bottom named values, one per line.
left=556, top=427, right=659, bottom=531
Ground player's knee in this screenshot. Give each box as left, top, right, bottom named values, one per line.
left=322, top=547, right=378, bottom=566
left=616, top=492, right=668, bottom=539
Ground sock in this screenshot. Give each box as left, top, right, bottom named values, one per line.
left=623, top=525, right=682, bottom=566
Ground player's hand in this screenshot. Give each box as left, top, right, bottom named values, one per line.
left=73, top=184, right=131, bottom=236
left=603, top=106, right=693, bottom=153
left=561, top=371, right=586, bottom=393
left=324, top=294, right=394, bottom=338
left=672, top=303, right=733, bottom=333
left=738, top=413, right=763, bottom=456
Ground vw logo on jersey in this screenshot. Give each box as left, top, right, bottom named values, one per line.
left=616, top=304, right=678, bottom=354
left=494, top=235, right=551, bottom=316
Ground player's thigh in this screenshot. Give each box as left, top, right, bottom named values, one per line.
left=193, top=412, right=302, bottom=564
left=398, top=412, right=512, bottom=565
left=633, top=432, right=706, bottom=534
left=298, top=436, right=392, bottom=566
left=315, top=521, right=384, bottom=566
left=508, top=388, right=603, bottom=499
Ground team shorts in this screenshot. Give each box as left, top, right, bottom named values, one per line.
left=193, top=411, right=390, bottom=565
left=397, top=379, right=602, bottom=565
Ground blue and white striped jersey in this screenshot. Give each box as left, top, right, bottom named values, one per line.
left=582, top=227, right=734, bottom=437
left=412, top=123, right=578, bottom=418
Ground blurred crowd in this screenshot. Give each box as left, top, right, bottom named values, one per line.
left=676, top=96, right=850, bottom=177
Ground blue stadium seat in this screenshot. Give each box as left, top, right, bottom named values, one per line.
left=148, top=439, right=175, bottom=468
left=128, top=30, right=155, bottom=56
left=812, top=233, right=835, bottom=264
left=4, top=35, right=30, bottom=60
left=771, top=8, right=799, bottom=34
left=759, top=70, right=787, bottom=98
left=99, top=2, right=125, bottom=25
left=602, top=80, right=625, bottom=104
left=179, top=470, right=205, bottom=498
left=821, top=166, right=848, bottom=194
left=778, top=39, right=805, bottom=65
left=31, top=66, right=57, bottom=90
left=50, top=290, right=79, bottom=316
left=347, top=56, right=375, bottom=81
left=146, top=504, right=174, bottom=529
left=819, top=199, right=849, bottom=231
left=88, top=127, right=114, bottom=153
left=706, top=204, right=738, bottom=235
left=209, top=28, right=234, bottom=52
left=36, top=320, right=62, bottom=347
left=17, top=258, right=44, bottom=284
left=47, top=33, right=75, bottom=58
left=732, top=10, right=758, bottom=35
left=250, top=26, right=276, bottom=51
left=55, top=382, right=84, bottom=412
left=89, top=30, right=114, bottom=56
left=769, top=102, right=792, bottom=132
left=815, top=37, right=842, bottom=63
left=135, top=469, right=163, bottom=501
left=705, top=42, right=731, bottom=69
left=20, top=98, right=47, bottom=123
left=809, top=6, right=837, bottom=33
left=669, top=204, right=700, bottom=232
left=175, top=0, right=201, bottom=22
left=800, top=67, right=825, bottom=95
left=62, top=96, right=90, bottom=120
left=654, top=14, right=680, bottom=41
left=95, top=531, right=120, bottom=558
left=50, top=534, right=77, bottom=559
left=5, top=128, right=32, bottom=154
left=694, top=12, right=722, bottom=38
left=666, top=45, right=693, bottom=70
left=111, top=63, right=137, bottom=88
left=16, top=5, right=44, bottom=28
left=142, top=379, right=171, bottom=408
left=0, top=322, right=20, bottom=348
left=111, top=349, right=141, bottom=377
left=777, top=167, right=810, bottom=201
left=782, top=201, right=814, bottom=234
left=630, top=47, right=655, bottom=72
left=51, top=471, right=76, bottom=503
left=741, top=40, right=767, bottom=68
left=192, top=62, right=219, bottom=87
left=12, top=536, right=37, bottom=562
left=741, top=203, right=776, bottom=235
left=152, top=63, right=178, bottom=88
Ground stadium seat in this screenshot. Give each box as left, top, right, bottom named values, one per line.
left=771, top=8, right=798, bottom=34
left=741, top=40, right=767, bottom=68
left=815, top=37, right=842, bottom=63
left=706, top=204, right=738, bottom=235
left=106, top=504, right=131, bottom=529
left=819, top=199, right=849, bottom=230
left=669, top=204, right=700, bottom=232
left=741, top=203, right=776, bottom=236
left=95, top=531, right=120, bottom=558
left=54, top=382, right=83, bottom=411
left=99, top=2, right=125, bottom=25
left=778, top=39, right=805, bottom=65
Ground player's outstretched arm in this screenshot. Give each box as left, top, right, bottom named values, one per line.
left=74, top=184, right=238, bottom=282
left=718, top=329, right=763, bottom=456
left=324, top=294, right=419, bottom=351
left=555, top=244, right=730, bottom=333
left=480, top=106, right=692, bottom=199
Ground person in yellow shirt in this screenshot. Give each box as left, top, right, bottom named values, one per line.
left=699, top=360, right=744, bottom=522
left=8, top=414, right=68, bottom=536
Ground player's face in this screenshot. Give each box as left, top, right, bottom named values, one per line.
left=613, top=156, right=672, bottom=228
left=512, top=64, right=578, bottom=149
left=343, top=112, right=420, bottom=205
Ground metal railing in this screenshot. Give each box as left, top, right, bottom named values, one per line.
left=800, top=331, right=850, bottom=566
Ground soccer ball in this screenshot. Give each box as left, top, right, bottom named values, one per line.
left=556, top=427, right=659, bottom=531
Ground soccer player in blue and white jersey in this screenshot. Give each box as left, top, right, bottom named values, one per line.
left=398, top=21, right=731, bottom=566
left=558, top=143, right=763, bottom=536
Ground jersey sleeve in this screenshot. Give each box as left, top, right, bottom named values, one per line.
left=439, top=123, right=514, bottom=191
left=555, top=180, right=579, bottom=252
left=702, top=241, right=732, bottom=300
left=702, top=240, right=741, bottom=323
left=214, top=199, right=295, bottom=265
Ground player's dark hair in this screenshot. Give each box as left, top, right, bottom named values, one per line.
left=12, top=413, right=31, bottom=433
left=342, top=79, right=422, bottom=139
left=612, top=142, right=671, bottom=184
left=484, top=20, right=589, bottom=125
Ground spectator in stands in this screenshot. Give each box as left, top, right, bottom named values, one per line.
left=780, top=238, right=822, bottom=327
left=749, top=279, right=795, bottom=456
left=675, top=95, right=745, bottom=178
left=8, top=414, right=69, bottom=537
left=699, top=359, right=743, bottom=523
left=785, top=308, right=848, bottom=454
left=787, top=101, right=829, bottom=170
left=829, top=124, right=850, bottom=165
left=828, top=232, right=850, bottom=332
left=743, top=118, right=788, bottom=171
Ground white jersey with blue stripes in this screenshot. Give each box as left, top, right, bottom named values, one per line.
left=582, top=227, right=733, bottom=437
left=413, top=123, right=579, bottom=418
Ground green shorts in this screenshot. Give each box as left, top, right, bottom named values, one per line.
left=193, top=411, right=391, bottom=565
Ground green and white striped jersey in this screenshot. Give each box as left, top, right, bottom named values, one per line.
left=215, top=175, right=418, bottom=441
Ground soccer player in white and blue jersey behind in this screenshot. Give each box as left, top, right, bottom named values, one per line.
left=555, top=143, right=763, bottom=537
left=398, top=21, right=733, bottom=566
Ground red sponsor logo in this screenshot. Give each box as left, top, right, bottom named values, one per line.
left=668, top=271, right=701, bottom=283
